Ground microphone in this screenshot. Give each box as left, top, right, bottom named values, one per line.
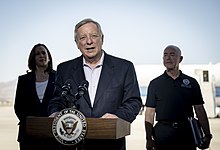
left=75, top=80, right=89, bottom=100
left=61, top=79, right=73, bottom=97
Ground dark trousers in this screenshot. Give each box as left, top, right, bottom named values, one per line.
left=154, top=121, right=196, bottom=150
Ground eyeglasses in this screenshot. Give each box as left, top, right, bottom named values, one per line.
left=35, top=51, right=46, bottom=55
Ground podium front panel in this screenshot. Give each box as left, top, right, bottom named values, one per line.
left=26, top=117, right=130, bottom=139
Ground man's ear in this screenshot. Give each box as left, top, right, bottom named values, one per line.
left=74, top=39, right=80, bottom=49
left=179, top=56, right=183, bottom=63
left=101, top=35, right=104, bottom=44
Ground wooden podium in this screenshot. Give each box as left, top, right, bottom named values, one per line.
left=26, top=116, right=130, bottom=140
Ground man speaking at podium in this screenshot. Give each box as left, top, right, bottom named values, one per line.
left=48, top=18, right=142, bottom=150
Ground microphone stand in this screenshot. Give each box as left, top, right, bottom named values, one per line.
left=55, top=80, right=89, bottom=150
left=61, top=92, right=85, bottom=150
left=61, top=91, right=78, bottom=110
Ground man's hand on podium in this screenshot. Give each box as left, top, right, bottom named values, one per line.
left=101, top=113, right=118, bottom=119
left=49, top=112, right=119, bottom=118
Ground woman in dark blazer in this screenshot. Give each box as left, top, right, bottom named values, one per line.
left=14, top=43, right=60, bottom=150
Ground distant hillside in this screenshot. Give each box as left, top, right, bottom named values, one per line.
left=0, top=79, right=17, bottom=105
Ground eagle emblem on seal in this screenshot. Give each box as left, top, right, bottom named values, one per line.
left=60, top=117, right=78, bottom=137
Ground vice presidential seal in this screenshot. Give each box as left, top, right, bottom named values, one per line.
left=52, top=108, right=87, bottom=146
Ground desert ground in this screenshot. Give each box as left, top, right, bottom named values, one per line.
left=0, top=105, right=219, bottom=150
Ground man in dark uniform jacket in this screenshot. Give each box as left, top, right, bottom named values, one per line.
left=144, top=45, right=212, bottom=150
left=48, top=18, right=142, bottom=150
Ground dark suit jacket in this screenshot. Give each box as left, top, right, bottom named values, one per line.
left=14, top=71, right=56, bottom=142
left=48, top=52, right=142, bottom=150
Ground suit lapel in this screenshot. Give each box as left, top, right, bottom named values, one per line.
left=93, top=54, right=114, bottom=107
left=43, top=72, right=55, bottom=103
left=29, top=73, right=40, bottom=103
left=72, top=57, right=91, bottom=107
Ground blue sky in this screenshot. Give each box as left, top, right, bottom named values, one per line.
left=1, top=0, right=220, bottom=82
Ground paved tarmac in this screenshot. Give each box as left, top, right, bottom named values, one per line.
left=0, top=106, right=219, bottom=150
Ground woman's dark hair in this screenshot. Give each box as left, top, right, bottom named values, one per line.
left=27, top=43, right=53, bottom=73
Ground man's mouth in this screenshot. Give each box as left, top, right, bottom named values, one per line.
left=86, top=47, right=95, bottom=51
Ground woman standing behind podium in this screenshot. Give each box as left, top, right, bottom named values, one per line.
left=14, top=43, right=60, bottom=150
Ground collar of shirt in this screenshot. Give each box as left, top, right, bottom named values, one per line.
left=164, top=70, right=183, bottom=79
left=83, top=51, right=104, bottom=107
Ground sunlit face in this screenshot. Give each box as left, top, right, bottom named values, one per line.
left=35, top=46, right=50, bottom=68
left=163, top=47, right=182, bottom=71
left=75, top=22, right=103, bottom=63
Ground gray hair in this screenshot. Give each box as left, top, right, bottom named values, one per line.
left=74, top=18, right=103, bottom=41
left=164, top=45, right=182, bottom=56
